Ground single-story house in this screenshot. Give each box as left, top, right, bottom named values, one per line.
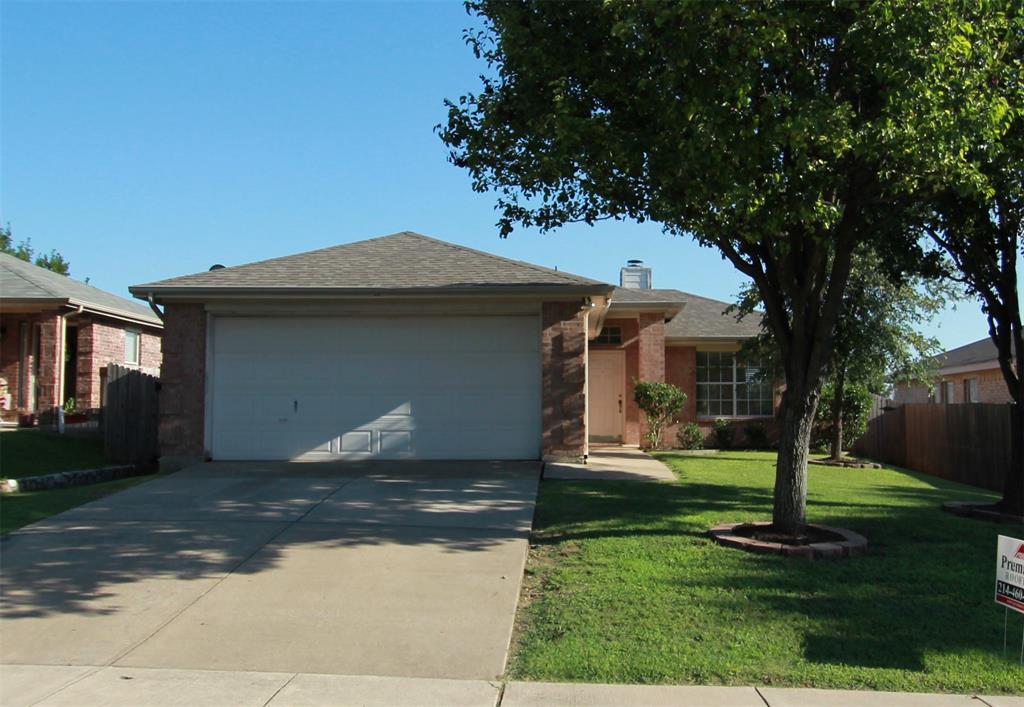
left=893, top=337, right=1013, bottom=405
left=131, top=231, right=774, bottom=469
left=0, top=253, right=163, bottom=420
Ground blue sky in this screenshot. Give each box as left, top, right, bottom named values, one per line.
left=0, top=1, right=997, bottom=351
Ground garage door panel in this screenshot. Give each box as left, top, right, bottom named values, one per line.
left=209, top=316, right=540, bottom=460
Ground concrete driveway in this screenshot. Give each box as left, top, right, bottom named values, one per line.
left=0, top=460, right=539, bottom=685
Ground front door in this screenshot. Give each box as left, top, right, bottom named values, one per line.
left=588, top=350, right=625, bottom=441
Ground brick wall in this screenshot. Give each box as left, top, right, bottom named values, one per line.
left=895, top=367, right=1012, bottom=406
left=159, top=304, right=206, bottom=467
left=74, top=318, right=163, bottom=409
left=35, top=312, right=62, bottom=413
left=541, top=301, right=587, bottom=460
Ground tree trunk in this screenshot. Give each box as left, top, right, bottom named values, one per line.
left=830, top=369, right=845, bottom=461
left=773, top=385, right=820, bottom=534
left=1001, top=401, right=1024, bottom=515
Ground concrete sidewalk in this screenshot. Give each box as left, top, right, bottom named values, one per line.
left=544, top=446, right=676, bottom=482
left=4, top=666, right=1020, bottom=707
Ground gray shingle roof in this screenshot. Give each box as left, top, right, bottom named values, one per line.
left=610, top=286, right=762, bottom=339
left=132, top=231, right=611, bottom=296
left=934, top=337, right=999, bottom=370
left=0, top=253, right=162, bottom=326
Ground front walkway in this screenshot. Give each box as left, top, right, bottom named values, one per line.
left=0, top=460, right=540, bottom=702
left=3, top=666, right=1020, bottom=707
left=544, top=446, right=675, bottom=482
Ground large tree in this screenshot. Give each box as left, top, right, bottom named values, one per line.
left=441, top=2, right=1014, bottom=533
left=925, top=20, right=1023, bottom=513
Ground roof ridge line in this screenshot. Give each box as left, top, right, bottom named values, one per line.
left=399, top=231, right=605, bottom=286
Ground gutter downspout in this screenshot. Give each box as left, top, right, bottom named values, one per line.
left=147, top=293, right=164, bottom=322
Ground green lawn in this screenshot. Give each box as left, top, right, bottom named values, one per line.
left=0, top=429, right=107, bottom=479
left=0, top=474, right=157, bottom=534
left=510, top=451, right=1024, bottom=694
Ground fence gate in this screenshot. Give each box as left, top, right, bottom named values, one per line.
left=104, top=364, right=160, bottom=465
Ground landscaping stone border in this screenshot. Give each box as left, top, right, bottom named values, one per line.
left=808, top=458, right=882, bottom=469
left=670, top=449, right=720, bottom=457
left=1, top=465, right=148, bottom=494
left=942, top=501, right=1024, bottom=525
left=708, top=521, right=868, bottom=559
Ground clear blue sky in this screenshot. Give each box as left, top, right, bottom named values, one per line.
left=0, top=1, right=998, bottom=351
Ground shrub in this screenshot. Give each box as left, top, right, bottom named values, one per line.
left=633, top=381, right=687, bottom=450
left=677, top=422, right=703, bottom=450
left=713, top=418, right=733, bottom=449
left=744, top=423, right=770, bottom=449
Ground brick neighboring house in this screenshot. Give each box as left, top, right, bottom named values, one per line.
left=893, top=337, right=1013, bottom=406
left=131, top=231, right=774, bottom=470
left=0, top=253, right=163, bottom=421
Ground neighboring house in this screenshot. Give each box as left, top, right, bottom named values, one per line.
left=0, top=253, right=163, bottom=420
left=130, top=231, right=771, bottom=469
left=893, top=337, right=1012, bottom=405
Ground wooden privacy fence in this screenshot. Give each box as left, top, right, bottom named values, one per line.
left=854, top=402, right=1012, bottom=492
left=104, top=364, right=160, bottom=465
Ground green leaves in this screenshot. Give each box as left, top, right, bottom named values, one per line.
left=633, top=381, right=687, bottom=450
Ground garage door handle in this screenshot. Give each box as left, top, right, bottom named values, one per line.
left=294, top=400, right=298, bottom=413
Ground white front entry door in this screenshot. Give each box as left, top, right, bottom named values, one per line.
left=207, top=316, right=541, bottom=460
left=588, top=350, right=625, bottom=441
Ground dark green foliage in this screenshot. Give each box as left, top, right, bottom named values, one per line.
left=441, top=1, right=1017, bottom=531
left=0, top=224, right=71, bottom=275
left=633, top=381, right=687, bottom=450
left=713, top=418, right=733, bottom=450
left=676, top=422, right=703, bottom=450
left=743, top=423, right=771, bottom=450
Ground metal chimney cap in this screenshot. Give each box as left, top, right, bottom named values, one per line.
left=209, top=264, right=226, bottom=271
left=626, top=259, right=644, bottom=266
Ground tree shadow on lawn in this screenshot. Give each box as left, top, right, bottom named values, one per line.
left=532, top=477, right=1022, bottom=678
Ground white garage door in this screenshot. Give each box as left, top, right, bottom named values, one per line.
left=208, top=316, right=541, bottom=460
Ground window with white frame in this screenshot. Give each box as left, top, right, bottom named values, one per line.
left=696, top=351, right=773, bottom=417
left=124, top=330, right=140, bottom=366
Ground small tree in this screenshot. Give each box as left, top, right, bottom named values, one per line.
left=633, top=381, right=686, bottom=450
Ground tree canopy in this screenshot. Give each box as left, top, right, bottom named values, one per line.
left=441, top=1, right=1017, bottom=532
left=0, top=225, right=71, bottom=276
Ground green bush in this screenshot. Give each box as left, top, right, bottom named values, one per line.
left=677, top=422, right=703, bottom=450
left=814, top=382, right=873, bottom=452
left=633, top=381, right=687, bottom=450
left=713, top=418, right=733, bottom=449
left=743, top=423, right=770, bottom=449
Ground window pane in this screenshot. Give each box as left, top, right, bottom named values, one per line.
left=124, top=331, right=139, bottom=365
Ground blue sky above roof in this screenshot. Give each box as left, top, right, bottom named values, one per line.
left=0, top=1, right=996, bottom=350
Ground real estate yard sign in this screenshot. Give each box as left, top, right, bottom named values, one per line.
left=996, top=535, right=1024, bottom=614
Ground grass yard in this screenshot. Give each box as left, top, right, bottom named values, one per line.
left=510, top=451, right=1024, bottom=694
left=0, top=474, right=157, bottom=534
left=0, top=429, right=107, bottom=479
